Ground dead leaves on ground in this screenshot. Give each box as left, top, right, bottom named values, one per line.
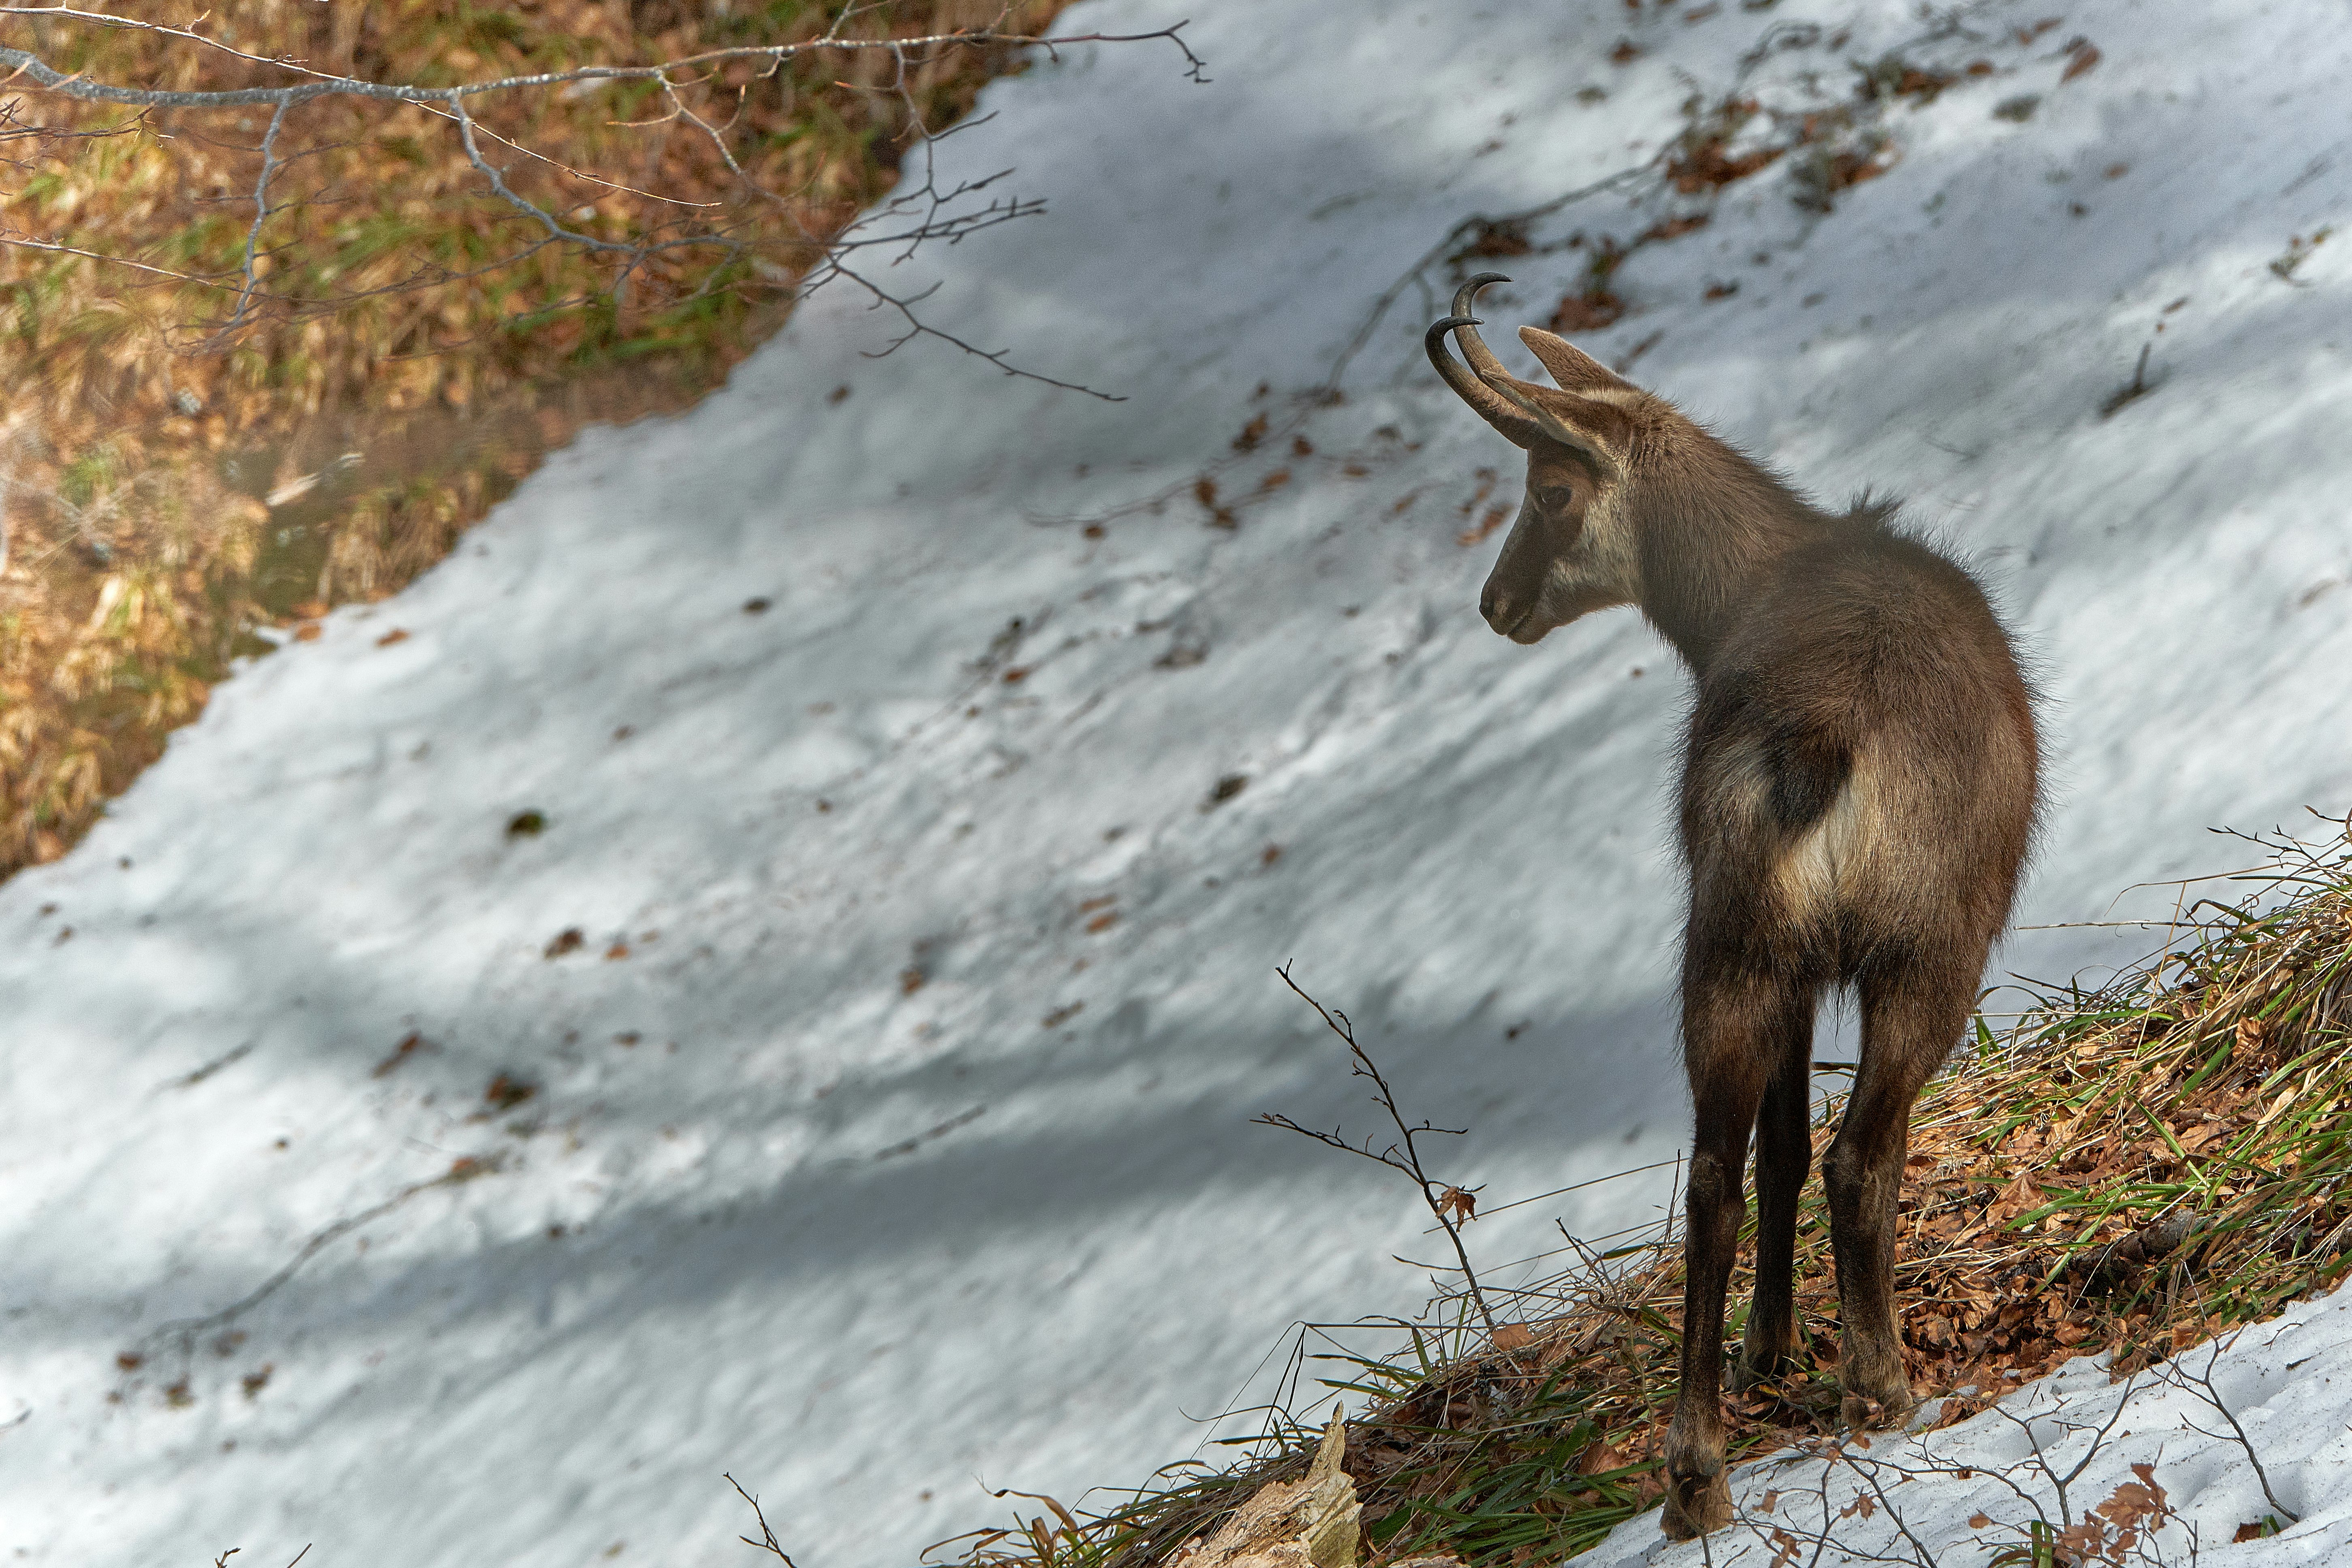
left=0, top=0, right=1071, bottom=888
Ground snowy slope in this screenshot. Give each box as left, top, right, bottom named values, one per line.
left=2, top=2, right=2350, bottom=1566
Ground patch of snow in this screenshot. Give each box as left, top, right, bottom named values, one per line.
left=1581, top=1280, right=2352, bottom=1565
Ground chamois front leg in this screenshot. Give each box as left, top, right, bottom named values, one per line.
left=1661, top=972, right=1780, bottom=1540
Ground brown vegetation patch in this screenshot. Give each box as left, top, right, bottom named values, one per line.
left=1788, top=127, right=1897, bottom=213
left=1853, top=55, right=1959, bottom=105
left=0, top=0, right=1067, bottom=882
left=1666, top=141, right=1782, bottom=193
left=1547, top=237, right=1631, bottom=334
left=1666, top=96, right=1781, bottom=194
left=1546, top=292, right=1627, bottom=334
left=1459, top=219, right=1535, bottom=260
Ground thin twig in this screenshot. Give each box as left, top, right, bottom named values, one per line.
left=1263, top=963, right=1500, bottom=1337
left=727, top=1473, right=801, bottom=1564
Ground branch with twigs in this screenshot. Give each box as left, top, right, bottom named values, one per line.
left=1259, top=962, right=1500, bottom=1338
left=2153, top=1328, right=2301, bottom=1528
left=0, top=4, right=1202, bottom=390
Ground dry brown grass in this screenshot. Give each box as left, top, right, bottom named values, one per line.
left=0, top=0, right=1067, bottom=876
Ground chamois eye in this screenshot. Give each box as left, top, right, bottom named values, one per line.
left=1535, top=485, right=1576, bottom=512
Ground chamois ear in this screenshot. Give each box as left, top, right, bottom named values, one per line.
left=1518, top=325, right=1635, bottom=395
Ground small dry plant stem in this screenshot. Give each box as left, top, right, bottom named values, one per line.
left=209, top=1549, right=310, bottom=1568
left=727, top=1473, right=801, bottom=1565
left=1261, top=963, right=1500, bottom=1339
left=1981, top=1385, right=2138, bottom=1532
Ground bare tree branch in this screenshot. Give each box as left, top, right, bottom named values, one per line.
left=213, top=95, right=289, bottom=345
left=0, top=16, right=1206, bottom=111
left=0, top=8, right=1208, bottom=392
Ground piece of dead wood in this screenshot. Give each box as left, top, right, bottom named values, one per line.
left=2062, top=1211, right=2200, bottom=1292
left=1167, top=1411, right=1458, bottom=1568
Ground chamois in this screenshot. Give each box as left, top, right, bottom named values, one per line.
left=1428, top=274, right=2037, bottom=1539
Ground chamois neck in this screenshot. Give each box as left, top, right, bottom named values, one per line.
left=1634, top=454, right=1831, bottom=675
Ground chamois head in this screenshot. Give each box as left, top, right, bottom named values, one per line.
left=1427, top=273, right=1663, bottom=644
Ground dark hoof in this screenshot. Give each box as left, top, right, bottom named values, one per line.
left=1841, top=1385, right=1919, bottom=1432
left=1730, top=1349, right=1792, bottom=1395
left=1661, top=1463, right=1732, bottom=1540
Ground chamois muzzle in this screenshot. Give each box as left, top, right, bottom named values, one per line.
left=1478, top=576, right=1540, bottom=643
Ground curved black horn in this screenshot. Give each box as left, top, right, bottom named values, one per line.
left=1425, top=311, right=1536, bottom=447
left=1449, top=272, right=1517, bottom=385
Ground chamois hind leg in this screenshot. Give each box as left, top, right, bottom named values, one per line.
left=1825, top=950, right=1978, bottom=1429
left=1662, top=963, right=1809, bottom=1540
left=1734, top=996, right=1817, bottom=1393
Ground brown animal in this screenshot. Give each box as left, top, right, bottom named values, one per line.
left=1427, top=274, right=2037, bottom=1538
